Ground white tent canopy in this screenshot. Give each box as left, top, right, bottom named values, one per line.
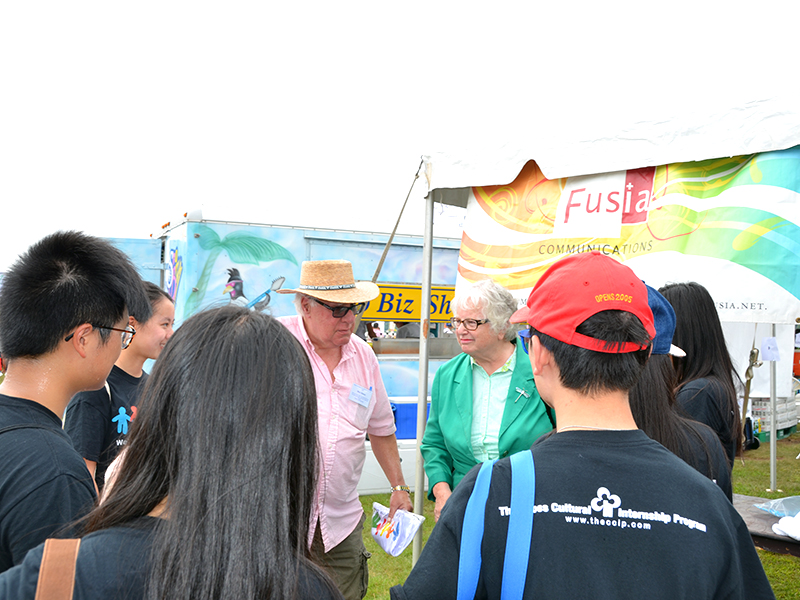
left=411, top=96, right=800, bottom=560
left=425, top=92, right=800, bottom=203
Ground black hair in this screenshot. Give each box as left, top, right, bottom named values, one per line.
left=629, top=354, right=722, bottom=480
left=81, top=306, right=326, bottom=599
left=532, top=310, right=650, bottom=395
left=0, top=231, right=150, bottom=358
left=659, top=282, right=743, bottom=457
left=136, top=281, right=174, bottom=323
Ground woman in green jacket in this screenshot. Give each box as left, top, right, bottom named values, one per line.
left=421, top=279, right=555, bottom=521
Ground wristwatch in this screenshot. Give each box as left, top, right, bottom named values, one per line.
left=390, top=485, right=411, bottom=494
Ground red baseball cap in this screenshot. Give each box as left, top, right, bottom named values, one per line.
left=510, top=251, right=655, bottom=353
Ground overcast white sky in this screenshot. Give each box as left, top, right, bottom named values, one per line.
left=1, top=1, right=796, bottom=271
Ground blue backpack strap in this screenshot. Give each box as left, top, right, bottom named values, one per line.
left=501, top=451, right=535, bottom=600
left=457, top=459, right=497, bottom=600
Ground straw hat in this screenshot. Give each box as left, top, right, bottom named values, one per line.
left=277, top=260, right=380, bottom=303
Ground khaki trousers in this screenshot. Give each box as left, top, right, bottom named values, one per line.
left=310, top=512, right=371, bottom=600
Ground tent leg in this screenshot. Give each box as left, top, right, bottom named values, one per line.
left=768, top=323, right=779, bottom=492
left=412, top=190, right=434, bottom=566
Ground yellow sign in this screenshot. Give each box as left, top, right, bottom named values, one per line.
left=361, top=283, right=455, bottom=323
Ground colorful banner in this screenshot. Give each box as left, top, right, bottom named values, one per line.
left=457, top=147, right=800, bottom=324
left=361, top=283, right=455, bottom=323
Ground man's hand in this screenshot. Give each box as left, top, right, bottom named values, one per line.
left=389, top=488, right=413, bottom=518
left=432, top=481, right=452, bottom=522
left=370, top=433, right=413, bottom=518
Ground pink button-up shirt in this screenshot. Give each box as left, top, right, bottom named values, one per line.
left=279, top=315, right=396, bottom=551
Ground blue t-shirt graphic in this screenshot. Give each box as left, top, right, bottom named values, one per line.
left=111, top=407, right=132, bottom=435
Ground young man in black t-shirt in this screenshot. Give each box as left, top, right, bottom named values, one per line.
left=0, top=231, right=150, bottom=572
left=393, top=252, right=774, bottom=600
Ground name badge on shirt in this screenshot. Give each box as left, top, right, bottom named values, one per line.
left=349, top=384, right=372, bottom=408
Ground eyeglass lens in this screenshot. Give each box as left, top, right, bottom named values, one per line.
left=121, top=328, right=134, bottom=349
left=338, top=303, right=365, bottom=317
left=450, top=318, right=481, bottom=331
left=319, top=300, right=366, bottom=318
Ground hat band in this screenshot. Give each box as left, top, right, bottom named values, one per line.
left=299, top=283, right=356, bottom=291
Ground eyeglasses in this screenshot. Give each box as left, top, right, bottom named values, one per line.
left=65, top=325, right=137, bottom=350
left=450, top=317, right=489, bottom=331
left=315, top=299, right=366, bottom=319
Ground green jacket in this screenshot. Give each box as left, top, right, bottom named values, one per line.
left=421, top=341, right=554, bottom=500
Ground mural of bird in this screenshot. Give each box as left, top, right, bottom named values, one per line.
left=223, top=268, right=249, bottom=307
left=223, top=269, right=286, bottom=312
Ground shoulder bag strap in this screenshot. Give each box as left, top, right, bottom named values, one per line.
left=35, top=538, right=81, bottom=600
left=457, top=459, right=497, bottom=600
left=501, top=451, right=535, bottom=600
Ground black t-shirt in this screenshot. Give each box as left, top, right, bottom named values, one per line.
left=393, top=430, right=775, bottom=600
left=683, top=419, right=733, bottom=502
left=0, top=518, right=155, bottom=599
left=0, top=517, right=344, bottom=600
left=677, top=378, right=737, bottom=468
left=65, top=366, right=147, bottom=489
left=0, top=395, right=96, bottom=573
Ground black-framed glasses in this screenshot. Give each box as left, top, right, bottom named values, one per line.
left=450, top=317, right=489, bottom=331
left=315, top=299, right=366, bottom=319
left=65, top=325, right=137, bottom=350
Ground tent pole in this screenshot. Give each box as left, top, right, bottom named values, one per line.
left=353, top=159, right=423, bottom=331
left=768, top=323, right=778, bottom=491
left=412, top=189, right=434, bottom=565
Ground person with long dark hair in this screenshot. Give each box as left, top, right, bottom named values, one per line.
left=659, top=282, right=743, bottom=468
left=629, top=286, right=732, bottom=501
left=0, top=306, right=342, bottom=600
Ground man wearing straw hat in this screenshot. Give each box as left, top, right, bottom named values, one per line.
left=278, top=260, right=412, bottom=600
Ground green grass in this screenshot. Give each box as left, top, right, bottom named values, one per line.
left=360, top=494, right=434, bottom=600
left=361, top=434, right=800, bottom=600
left=732, top=434, right=800, bottom=499
left=733, top=435, right=800, bottom=600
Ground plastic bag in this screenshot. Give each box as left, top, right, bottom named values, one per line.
left=370, top=502, right=425, bottom=557
left=755, top=496, right=800, bottom=518
left=772, top=513, right=800, bottom=541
